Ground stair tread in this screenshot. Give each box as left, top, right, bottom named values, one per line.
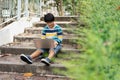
left=0, top=54, right=67, bottom=74
left=33, top=21, right=78, bottom=27
left=0, top=54, right=63, bottom=67
left=15, top=33, right=78, bottom=39
left=0, top=42, right=78, bottom=50
left=41, top=16, right=78, bottom=18
left=34, top=21, right=77, bottom=24
left=25, top=27, right=69, bottom=30
left=33, top=21, right=78, bottom=28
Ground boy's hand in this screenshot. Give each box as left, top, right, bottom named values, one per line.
left=54, top=41, right=58, bottom=47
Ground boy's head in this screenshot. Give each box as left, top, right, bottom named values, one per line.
left=44, top=13, right=55, bottom=23
left=44, top=13, right=55, bottom=28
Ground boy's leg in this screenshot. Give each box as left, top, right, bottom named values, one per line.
left=49, top=44, right=62, bottom=59
left=20, top=49, right=43, bottom=64
left=41, top=44, right=62, bottom=65
left=30, top=49, right=42, bottom=59
left=48, top=49, right=55, bottom=59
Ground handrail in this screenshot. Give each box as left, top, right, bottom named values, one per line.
left=0, top=12, right=25, bottom=27
left=0, top=16, right=17, bottom=27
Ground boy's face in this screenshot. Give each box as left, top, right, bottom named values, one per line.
left=46, top=21, right=54, bottom=28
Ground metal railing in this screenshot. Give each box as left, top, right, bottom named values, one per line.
left=0, top=0, right=62, bottom=28
left=0, top=0, right=29, bottom=28
left=0, top=0, right=17, bottom=28
left=0, top=12, right=26, bottom=28
left=0, top=0, right=17, bottom=22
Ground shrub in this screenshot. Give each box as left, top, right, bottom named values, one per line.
left=61, top=0, right=120, bottom=80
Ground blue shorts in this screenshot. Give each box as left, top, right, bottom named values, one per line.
left=39, top=44, right=62, bottom=55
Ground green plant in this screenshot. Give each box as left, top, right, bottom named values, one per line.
left=60, top=0, right=120, bottom=80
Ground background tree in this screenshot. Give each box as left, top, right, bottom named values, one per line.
left=55, top=0, right=64, bottom=16
left=63, top=0, right=79, bottom=15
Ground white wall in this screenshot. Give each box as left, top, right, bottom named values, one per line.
left=0, top=17, right=40, bottom=46
left=0, top=29, right=11, bottom=46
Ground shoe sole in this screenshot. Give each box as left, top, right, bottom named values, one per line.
left=41, top=60, right=50, bottom=66
left=20, top=54, right=32, bottom=64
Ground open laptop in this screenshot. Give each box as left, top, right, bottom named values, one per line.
left=33, top=38, right=55, bottom=48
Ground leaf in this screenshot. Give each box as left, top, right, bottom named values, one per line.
left=23, top=73, right=33, bottom=77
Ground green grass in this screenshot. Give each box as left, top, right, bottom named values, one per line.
left=57, top=0, right=120, bottom=80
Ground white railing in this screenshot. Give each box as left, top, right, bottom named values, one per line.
left=0, top=12, right=25, bottom=28
left=0, top=16, right=17, bottom=27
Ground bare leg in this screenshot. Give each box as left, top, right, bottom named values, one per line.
left=30, top=49, right=42, bottom=59
left=48, top=50, right=55, bottom=59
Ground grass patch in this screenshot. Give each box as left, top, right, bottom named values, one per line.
left=56, top=0, right=120, bottom=80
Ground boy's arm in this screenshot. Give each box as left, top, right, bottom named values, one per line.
left=41, top=28, right=46, bottom=39
left=56, top=28, right=63, bottom=44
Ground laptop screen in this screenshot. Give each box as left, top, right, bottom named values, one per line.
left=33, top=39, right=55, bottom=48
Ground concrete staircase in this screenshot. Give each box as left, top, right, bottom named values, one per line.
left=0, top=16, right=82, bottom=80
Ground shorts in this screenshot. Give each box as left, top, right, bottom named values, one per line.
left=38, top=44, right=62, bottom=55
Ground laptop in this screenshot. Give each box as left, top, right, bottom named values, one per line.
left=33, top=38, right=55, bottom=48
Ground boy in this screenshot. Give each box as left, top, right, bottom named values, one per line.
left=20, top=13, right=63, bottom=66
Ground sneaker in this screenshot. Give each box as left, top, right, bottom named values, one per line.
left=20, top=54, right=32, bottom=64
left=41, top=57, right=51, bottom=66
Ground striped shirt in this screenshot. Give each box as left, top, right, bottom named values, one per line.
left=41, top=24, right=63, bottom=44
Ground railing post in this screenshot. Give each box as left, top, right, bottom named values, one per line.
left=25, top=0, right=29, bottom=17
left=17, top=0, right=21, bottom=20
left=39, top=0, right=42, bottom=17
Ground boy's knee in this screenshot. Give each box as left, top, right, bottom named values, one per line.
left=49, top=49, right=55, bottom=53
left=37, top=49, right=44, bottom=53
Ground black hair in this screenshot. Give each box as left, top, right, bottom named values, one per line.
left=44, top=13, right=55, bottom=22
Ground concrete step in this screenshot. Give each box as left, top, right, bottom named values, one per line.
left=0, top=42, right=80, bottom=55
left=33, top=21, right=78, bottom=28
left=40, top=16, right=79, bottom=21
left=0, top=54, right=66, bottom=75
left=13, top=34, right=79, bottom=44
left=0, top=72, right=69, bottom=80
left=24, top=27, right=73, bottom=34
